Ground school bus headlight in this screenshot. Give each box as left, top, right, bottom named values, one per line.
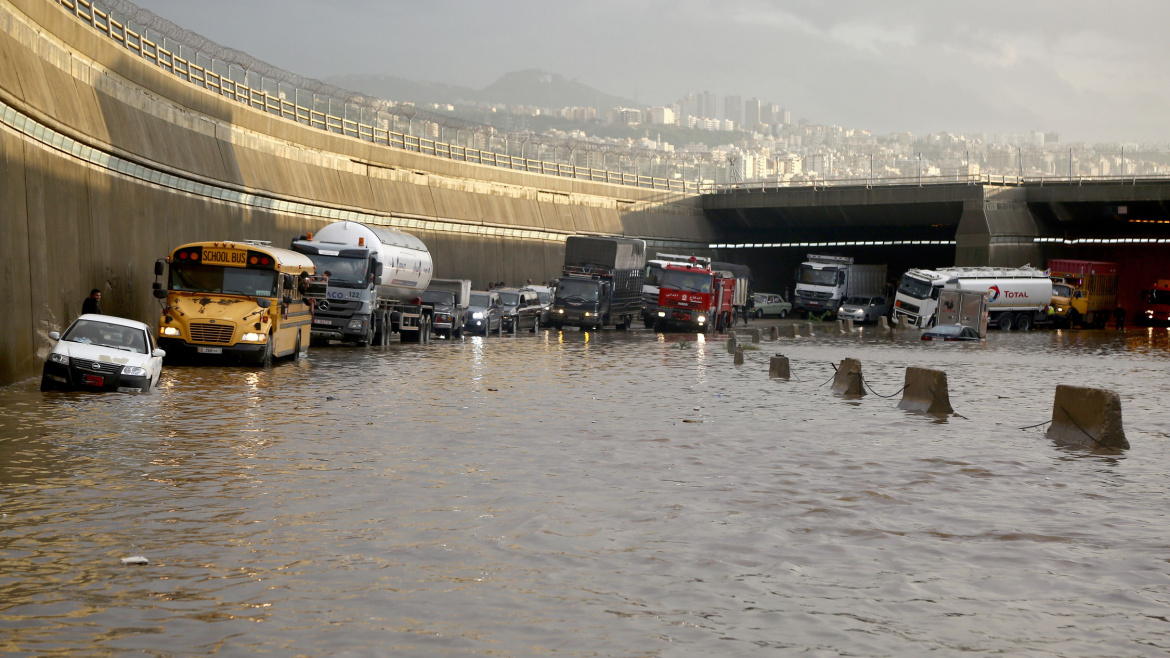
left=161, top=326, right=180, bottom=336
left=241, top=332, right=267, bottom=343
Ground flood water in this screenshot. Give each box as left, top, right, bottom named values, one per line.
left=2, top=324, right=1169, bottom=656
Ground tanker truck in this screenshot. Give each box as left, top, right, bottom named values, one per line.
left=893, top=266, right=1052, bottom=330
left=291, top=221, right=434, bottom=345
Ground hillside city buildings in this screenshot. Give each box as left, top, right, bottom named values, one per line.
left=426, top=90, right=1169, bottom=185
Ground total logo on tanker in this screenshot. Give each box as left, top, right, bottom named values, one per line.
left=987, top=285, right=1030, bottom=301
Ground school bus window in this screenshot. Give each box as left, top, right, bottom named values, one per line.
left=169, top=263, right=278, bottom=297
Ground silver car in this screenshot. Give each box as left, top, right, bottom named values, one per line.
left=837, top=296, right=890, bottom=324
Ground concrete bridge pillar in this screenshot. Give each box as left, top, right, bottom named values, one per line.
left=955, top=186, right=1046, bottom=266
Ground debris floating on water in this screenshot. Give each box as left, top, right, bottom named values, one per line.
left=683, top=419, right=703, bottom=423
left=121, top=556, right=149, bottom=565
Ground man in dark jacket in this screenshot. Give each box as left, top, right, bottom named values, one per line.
left=82, top=289, right=102, bottom=315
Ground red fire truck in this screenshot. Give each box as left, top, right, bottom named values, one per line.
left=1139, top=279, right=1170, bottom=325
left=649, top=258, right=741, bottom=332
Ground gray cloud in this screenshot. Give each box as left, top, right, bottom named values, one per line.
left=131, top=0, right=1169, bottom=142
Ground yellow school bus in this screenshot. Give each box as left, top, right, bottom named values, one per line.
left=154, top=240, right=315, bottom=365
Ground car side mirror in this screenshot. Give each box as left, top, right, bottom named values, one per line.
left=256, top=298, right=272, bottom=309
left=154, top=260, right=165, bottom=277
left=282, top=295, right=292, bottom=307
left=152, top=289, right=168, bottom=299
left=49, top=331, right=60, bottom=341
left=152, top=348, right=166, bottom=358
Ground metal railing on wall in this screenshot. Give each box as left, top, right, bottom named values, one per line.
left=56, top=0, right=696, bottom=193
left=709, top=171, right=1170, bottom=193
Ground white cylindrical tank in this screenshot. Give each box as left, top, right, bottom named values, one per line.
left=946, top=268, right=1052, bottom=311
left=312, top=221, right=433, bottom=300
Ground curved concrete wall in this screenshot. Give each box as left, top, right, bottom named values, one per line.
left=0, top=0, right=715, bottom=385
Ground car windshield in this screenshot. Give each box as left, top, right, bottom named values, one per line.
left=304, top=254, right=367, bottom=287
left=1051, top=284, right=1072, bottom=297
left=797, top=266, right=838, bottom=286
left=845, top=297, right=870, bottom=306
left=537, top=292, right=550, bottom=304
left=556, top=279, right=600, bottom=301
left=469, top=293, right=492, bottom=307
left=170, top=263, right=279, bottom=297
left=928, top=324, right=964, bottom=336
left=498, top=292, right=520, bottom=305
left=62, top=319, right=147, bottom=353
left=421, top=291, right=455, bottom=305
left=1148, top=289, right=1170, bottom=305
left=898, top=274, right=934, bottom=300
left=660, top=269, right=712, bottom=293
left=644, top=264, right=664, bottom=287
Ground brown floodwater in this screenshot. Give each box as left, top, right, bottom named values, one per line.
left=2, top=324, right=1169, bottom=655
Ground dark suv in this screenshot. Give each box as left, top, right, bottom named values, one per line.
left=497, top=288, right=543, bottom=333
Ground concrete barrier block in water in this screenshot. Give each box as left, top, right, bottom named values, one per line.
left=831, top=358, right=865, bottom=398
left=769, top=355, right=790, bottom=380
left=897, top=367, right=953, bottom=415
left=803, top=322, right=815, bottom=337
left=878, top=316, right=890, bottom=331
left=1046, top=385, right=1129, bottom=451
left=844, top=319, right=855, bottom=333
left=836, top=319, right=845, bottom=334
left=733, top=346, right=744, bottom=365
left=769, top=325, right=780, bottom=341
left=726, top=335, right=738, bottom=354
left=750, top=328, right=761, bottom=343
left=783, top=324, right=798, bottom=338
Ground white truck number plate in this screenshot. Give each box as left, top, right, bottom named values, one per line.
left=197, top=347, right=223, bottom=354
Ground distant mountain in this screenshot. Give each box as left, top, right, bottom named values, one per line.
left=325, top=69, right=636, bottom=110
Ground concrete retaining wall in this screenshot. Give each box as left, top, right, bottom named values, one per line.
left=0, top=0, right=716, bottom=385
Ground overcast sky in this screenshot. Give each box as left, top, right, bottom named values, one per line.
left=130, top=0, right=1168, bottom=143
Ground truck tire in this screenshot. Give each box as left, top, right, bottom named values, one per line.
left=1015, top=313, right=1033, bottom=331
left=996, top=314, right=1014, bottom=331
left=421, top=317, right=431, bottom=343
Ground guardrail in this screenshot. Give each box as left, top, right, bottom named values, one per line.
left=56, top=0, right=696, bottom=193
left=708, top=172, right=1170, bottom=193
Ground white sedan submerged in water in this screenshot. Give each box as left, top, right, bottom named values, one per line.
left=41, top=314, right=165, bottom=392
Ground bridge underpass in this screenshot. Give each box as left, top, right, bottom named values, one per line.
left=702, top=182, right=1170, bottom=311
